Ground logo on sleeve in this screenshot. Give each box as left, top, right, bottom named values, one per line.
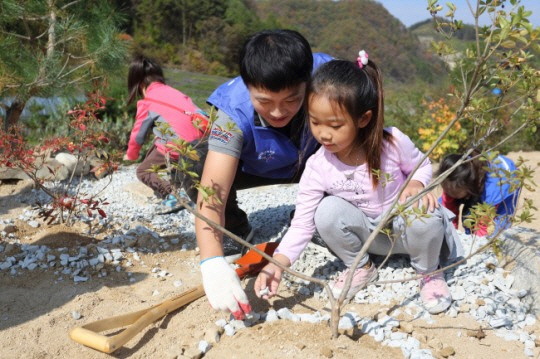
left=210, top=127, right=233, bottom=144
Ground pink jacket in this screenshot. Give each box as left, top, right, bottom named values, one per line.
left=276, top=127, right=433, bottom=264
left=126, top=82, right=207, bottom=160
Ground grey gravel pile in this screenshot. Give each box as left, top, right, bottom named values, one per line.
left=0, top=166, right=538, bottom=358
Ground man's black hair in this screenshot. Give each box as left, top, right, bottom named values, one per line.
left=239, top=29, right=313, bottom=91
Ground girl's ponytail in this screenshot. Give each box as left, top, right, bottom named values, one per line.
left=127, top=54, right=165, bottom=105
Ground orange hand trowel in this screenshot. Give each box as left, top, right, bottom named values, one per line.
left=69, top=241, right=278, bottom=354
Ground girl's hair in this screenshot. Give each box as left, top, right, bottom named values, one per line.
left=239, top=29, right=313, bottom=92
left=127, top=54, right=165, bottom=105
left=436, top=152, right=486, bottom=199
left=308, top=59, right=391, bottom=187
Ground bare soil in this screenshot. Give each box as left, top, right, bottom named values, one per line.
left=0, top=151, right=539, bottom=359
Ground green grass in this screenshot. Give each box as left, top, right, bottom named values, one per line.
left=165, top=68, right=231, bottom=110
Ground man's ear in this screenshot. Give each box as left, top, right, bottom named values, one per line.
left=358, top=110, right=372, bottom=128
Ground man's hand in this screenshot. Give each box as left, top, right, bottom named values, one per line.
left=200, top=256, right=251, bottom=320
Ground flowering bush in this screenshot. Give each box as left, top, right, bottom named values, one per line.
left=0, top=90, right=119, bottom=228
left=418, top=98, right=468, bottom=161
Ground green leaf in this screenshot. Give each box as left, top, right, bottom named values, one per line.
left=501, top=39, right=515, bottom=48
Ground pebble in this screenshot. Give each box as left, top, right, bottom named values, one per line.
left=2, top=225, right=17, bottom=234
left=399, top=321, right=414, bottom=334
left=338, top=315, right=355, bottom=330
left=438, top=346, right=455, bottom=358
left=71, top=311, right=82, bottom=320
left=223, top=324, right=235, bottom=336
left=204, top=327, right=221, bottom=344
left=215, top=319, right=227, bottom=328
left=197, top=340, right=210, bottom=354
left=265, top=309, right=279, bottom=322
left=320, top=346, right=333, bottom=358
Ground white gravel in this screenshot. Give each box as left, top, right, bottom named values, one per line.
left=0, top=166, right=538, bottom=358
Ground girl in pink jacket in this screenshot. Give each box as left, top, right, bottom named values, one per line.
left=125, top=55, right=208, bottom=206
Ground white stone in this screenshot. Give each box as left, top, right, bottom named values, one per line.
left=231, top=319, right=246, bottom=330
left=0, top=261, right=12, bottom=270
left=390, top=332, right=408, bottom=341
left=489, top=317, right=512, bottom=328
left=495, top=329, right=520, bottom=341
left=525, top=314, right=536, bottom=326
left=277, top=308, right=293, bottom=320
left=73, top=276, right=88, bottom=282
left=410, top=348, right=434, bottom=359
left=215, top=319, right=227, bottom=328
left=89, top=258, right=100, bottom=266
left=198, top=340, right=211, bottom=353
left=298, top=286, right=310, bottom=296
left=223, top=324, right=236, bottom=336
left=361, top=320, right=380, bottom=334
left=265, top=309, right=278, bottom=322
left=451, top=285, right=466, bottom=301
left=372, top=328, right=385, bottom=342
left=338, top=315, right=355, bottom=330
left=378, top=315, right=399, bottom=328
left=298, top=313, right=321, bottom=324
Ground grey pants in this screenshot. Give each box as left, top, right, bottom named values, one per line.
left=314, top=196, right=445, bottom=273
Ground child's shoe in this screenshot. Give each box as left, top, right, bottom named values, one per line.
left=419, top=272, right=452, bottom=314
left=330, top=261, right=378, bottom=299
left=162, top=194, right=177, bottom=208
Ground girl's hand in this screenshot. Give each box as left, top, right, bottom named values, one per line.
left=254, top=254, right=290, bottom=300
left=400, top=180, right=438, bottom=212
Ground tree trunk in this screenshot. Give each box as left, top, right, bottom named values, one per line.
left=47, top=0, right=56, bottom=58
left=4, top=100, right=26, bottom=132
left=182, top=0, right=186, bottom=46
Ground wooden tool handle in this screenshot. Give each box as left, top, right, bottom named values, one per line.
left=69, top=285, right=205, bottom=353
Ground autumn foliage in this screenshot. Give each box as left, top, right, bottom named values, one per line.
left=418, top=98, right=468, bottom=161
left=0, top=91, right=118, bottom=227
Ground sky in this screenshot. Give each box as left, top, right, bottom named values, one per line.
left=375, top=0, right=540, bottom=27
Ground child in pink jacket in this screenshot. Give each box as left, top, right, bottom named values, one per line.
left=125, top=55, right=208, bottom=207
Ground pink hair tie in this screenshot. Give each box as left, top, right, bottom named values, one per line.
left=357, top=50, right=369, bottom=69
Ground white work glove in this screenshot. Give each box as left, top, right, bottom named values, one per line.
left=200, top=256, right=251, bottom=320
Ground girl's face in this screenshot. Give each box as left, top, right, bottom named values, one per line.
left=248, top=83, right=306, bottom=128
left=308, top=94, right=360, bottom=163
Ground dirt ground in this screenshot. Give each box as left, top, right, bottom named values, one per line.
left=0, top=151, right=539, bottom=359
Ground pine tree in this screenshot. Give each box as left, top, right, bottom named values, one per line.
left=0, top=0, right=128, bottom=130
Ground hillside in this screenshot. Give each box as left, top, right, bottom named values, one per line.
left=410, top=18, right=476, bottom=52
left=252, top=0, right=447, bottom=84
